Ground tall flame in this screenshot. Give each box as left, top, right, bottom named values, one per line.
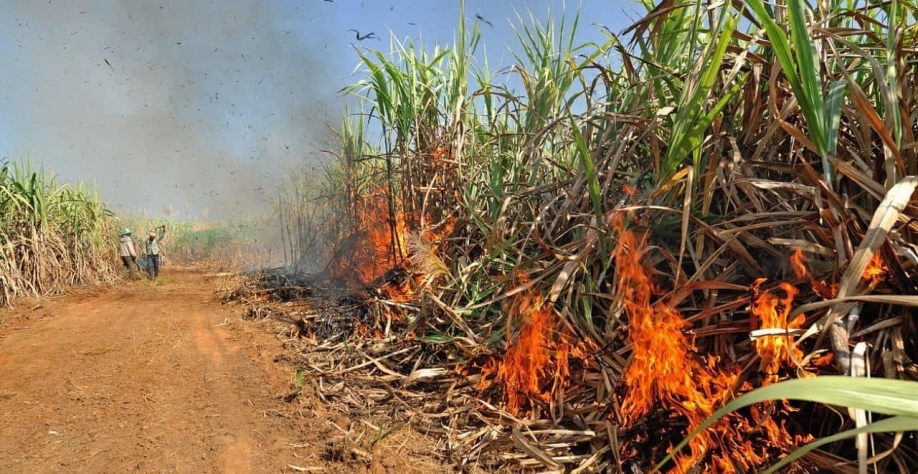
left=478, top=274, right=593, bottom=416
left=614, top=224, right=808, bottom=472
left=328, top=188, right=411, bottom=288
left=615, top=228, right=733, bottom=470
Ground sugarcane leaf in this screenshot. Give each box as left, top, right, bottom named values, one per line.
left=662, top=8, right=737, bottom=179
left=762, top=416, right=918, bottom=474
left=655, top=377, right=918, bottom=473
left=569, top=111, right=602, bottom=219
left=824, top=80, right=845, bottom=155
left=787, top=0, right=827, bottom=154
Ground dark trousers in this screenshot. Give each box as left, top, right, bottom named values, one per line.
left=121, top=256, right=137, bottom=278
left=147, top=254, right=160, bottom=278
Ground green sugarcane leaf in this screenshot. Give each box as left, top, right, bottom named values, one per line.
left=763, top=416, right=918, bottom=474
left=824, top=80, right=846, bottom=155
left=654, top=376, right=918, bottom=472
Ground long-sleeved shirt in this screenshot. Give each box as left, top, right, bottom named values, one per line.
left=119, top=235, right=137, bottom=258
left=144, top=228, right=166, bottom=256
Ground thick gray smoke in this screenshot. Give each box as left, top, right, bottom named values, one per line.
left=0, top=0, right=343, bottom=218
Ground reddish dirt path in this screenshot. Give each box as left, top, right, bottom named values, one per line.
left=0, top=269, right=338, bottom=473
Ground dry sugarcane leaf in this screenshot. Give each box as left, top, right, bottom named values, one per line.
left=852, top=315, right=904, bottom=338
left=544, top=265, right=581, bottom=307
left=849, top=342, right=869, bottom=474
left=793, top=295, right=918, bottom=319
left=426, top=293, right=481, bottom=344
left=511, top=426, right=562, bottom=471
left=668, top=280, right=748, bottom=308
left=803, top=450, right=860, bottom=474
left=838, top=177, right=916, bottom=300
left=676, top=165, right=693, bottom=284
left=804, top=172, right=916, bottom=356
left=740, top=62, right=764, bottom=145
left=863, top=329, right=909, bottom=466
left=764, top=62, right=822, bottom=157
left=827, top=154, right=887, bottom=200
left=620, top=0, right=680, bottom=46
left=846, top=79, right=906, bottom=177
left=767, top=238, right=836, bottom=258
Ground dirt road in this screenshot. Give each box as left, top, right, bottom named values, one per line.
left=0, top=269, right=411, bottom=474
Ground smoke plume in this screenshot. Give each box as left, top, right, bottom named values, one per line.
left=0, top=0, right=344, bottom=217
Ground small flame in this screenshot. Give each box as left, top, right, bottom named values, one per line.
left=790, top=249, right=836, bottom=299
left=863, top=253, right=886, bottom=286
left=750, top=279, right=805, bottom=383
left=790, top=249, right=807, bottom=279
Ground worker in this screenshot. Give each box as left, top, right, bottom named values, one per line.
left=144, top=225, right=167, bottom=279
left=118, top=227, right=139, bottom=279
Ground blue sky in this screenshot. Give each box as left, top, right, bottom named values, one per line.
left=0, top=0, right=642, bottom=218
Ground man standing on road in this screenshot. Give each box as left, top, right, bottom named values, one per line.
left=118, top=227, right=139, bottom=279
left=144, top=225, right=167, bottom=279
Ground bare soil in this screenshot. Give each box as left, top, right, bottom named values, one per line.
left=0, top=268, right=445, bottom=474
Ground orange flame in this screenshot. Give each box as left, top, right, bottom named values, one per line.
left=615, top=229, right=733, bottom=470
left=614, top=225, right=808, bottom=472
left=478, top=274, right=593, bottom=416
left=863, top=252, right=886, bottom=286
left=329, top=188, right=411, bottom=289
left=379, top=277, right=415, bottom=303
left=790, top=249, right=807, bottom=279
left=330, top=189, right=458, bottom=309
left=792, top=247, right=889, bottom=300
left=750, top=279, right=806, bottom=383
left=790, top=249, right=836, bottom=299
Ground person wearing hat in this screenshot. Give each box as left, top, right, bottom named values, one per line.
left=118, top=227, right=139, bottom=279
left=144, top=225, right=167, bottom=278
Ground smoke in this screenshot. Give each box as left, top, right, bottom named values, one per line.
left=0, top=0, right=344, bottom=218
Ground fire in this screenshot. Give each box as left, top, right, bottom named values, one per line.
left=750, top=279, right=805, bottom=383
left=863, top=252, right=886, bottom=286
left=478, top=274, right=593, bottom=416
left=328, top=187, right=411, bottom=289
left=790, top=247, right=886, bottom=299
left=790, top=248, right=836, bottom=299
left=378, top=270, right=416, bottom=303
left=329, top=188, right=458, bottom=309
left=615, top=228, right=733, bottom=470
left=790, top=248, right=807, bottom=279
left=614, top=224, right=807, bottom=472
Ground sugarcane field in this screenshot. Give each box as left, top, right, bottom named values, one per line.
left=1, top=1, right=918, bottom=473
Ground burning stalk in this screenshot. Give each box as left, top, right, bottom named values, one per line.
left=749, top=279, right=806, bottom=384
left=478, top=273, right=594, bottom=417
left=613, top=221, right=808, bottom=473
